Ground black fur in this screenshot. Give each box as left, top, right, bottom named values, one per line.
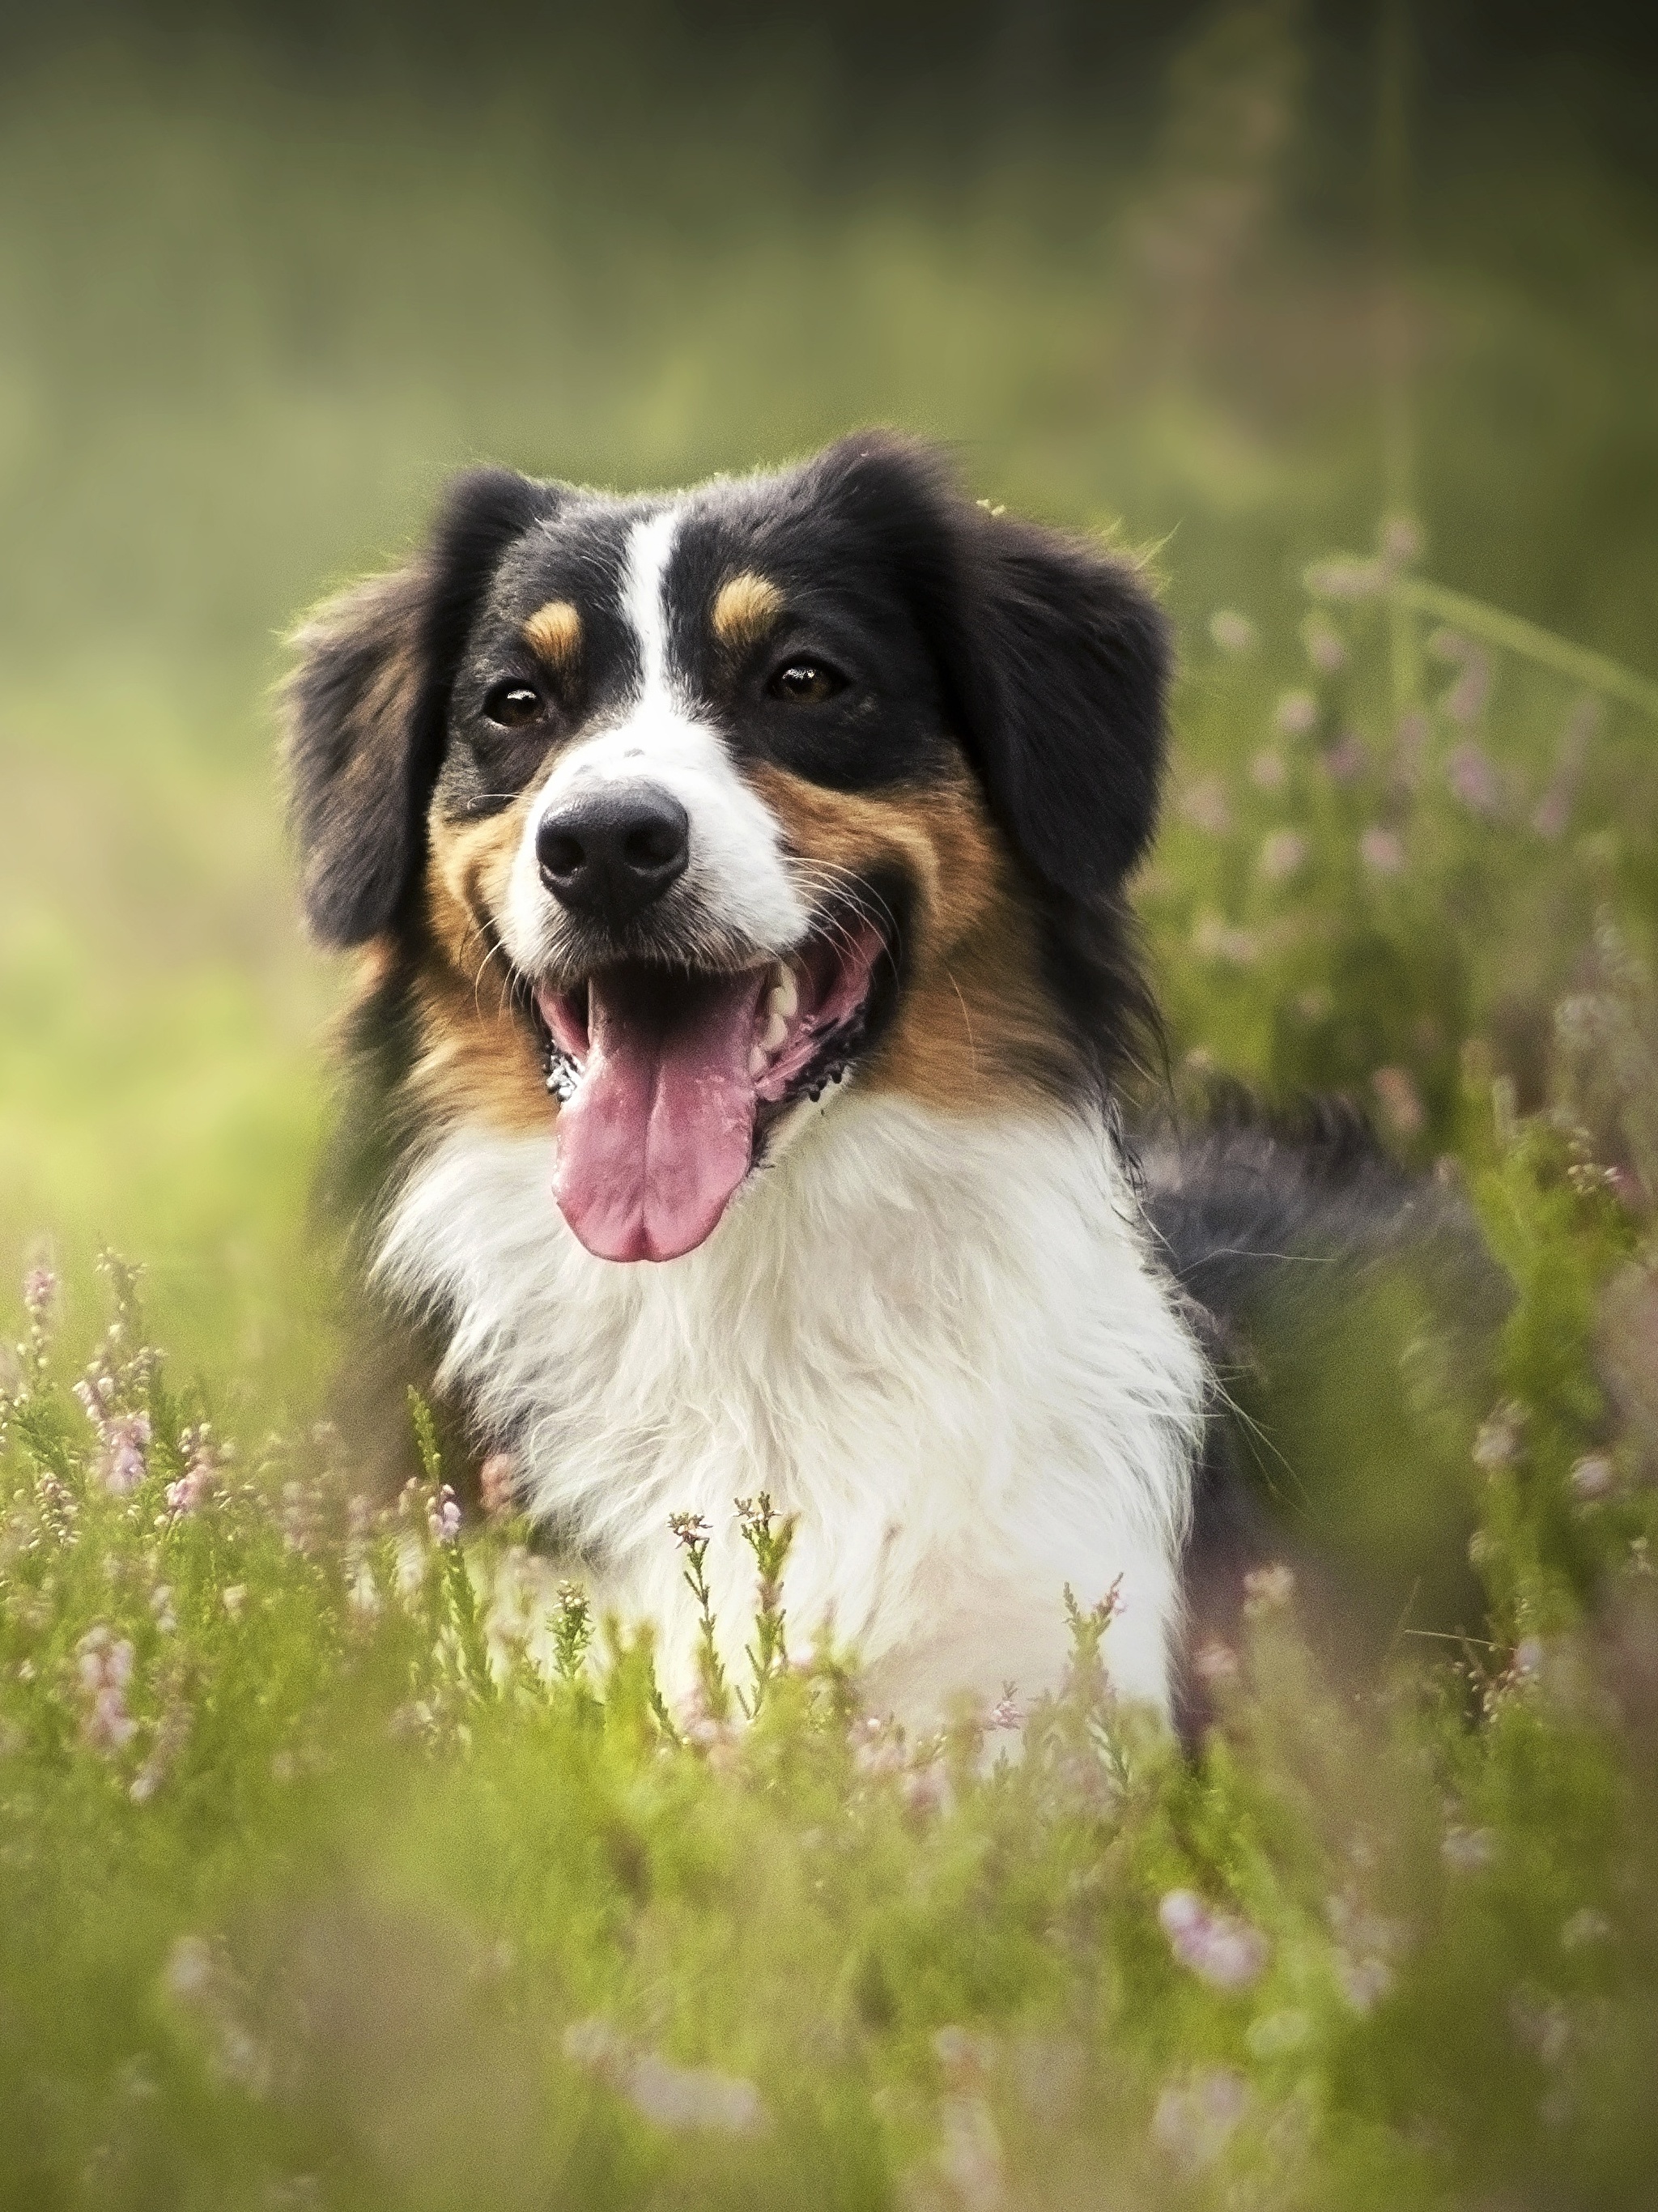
left=284, top=467, right=557, bottom=945
left=1138, top=1099, right=1509, bottom=1733
left=802, top=434, right=1169, bottom=903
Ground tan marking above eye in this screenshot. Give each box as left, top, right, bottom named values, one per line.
left=522, top=599, right=583, bottom=674
left=712, top=572, right=784, bottom=653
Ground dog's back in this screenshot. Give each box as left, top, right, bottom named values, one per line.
left=1140, top=1100, right=1507, bottom=1721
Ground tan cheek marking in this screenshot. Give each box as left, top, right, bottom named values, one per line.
left=522, top=599, right=583, bottom=677
left=409, top=801, right=551, bottom=1137
left=744, top=764, right=1082, bottom=1112
left=712, top=572, right=784, bottom=654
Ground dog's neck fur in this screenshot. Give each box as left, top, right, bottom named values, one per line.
left=375, top=1088, right=1208, bottom=1725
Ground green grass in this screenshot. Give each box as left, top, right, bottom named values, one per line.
left=4, top=15, right=1658, bottom=2204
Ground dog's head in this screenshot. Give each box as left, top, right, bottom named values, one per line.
left=285, top=435, right=1168, bottom=1262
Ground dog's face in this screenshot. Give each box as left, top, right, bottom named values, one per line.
left=286, top=436, right=1167, bottom=1262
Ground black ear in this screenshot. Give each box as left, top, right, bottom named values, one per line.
left=283, top=466, right=555, bottom=946
left=814, top=433, right=1171, bottom=905
left=954, top=508, right=1170, bottom=902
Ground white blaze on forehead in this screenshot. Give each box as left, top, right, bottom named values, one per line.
left=501, top=502, right=809, bottom=971
left=622, top=504, right=683, bottom=704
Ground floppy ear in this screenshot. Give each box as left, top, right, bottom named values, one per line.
left=813, top=433, right=1170, bottom=905
left=954, top=508, right=1170, bottom=903
left=283, top=466, right=555, bottom=946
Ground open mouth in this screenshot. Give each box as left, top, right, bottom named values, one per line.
left=532, top=908, right=890, bottom=1264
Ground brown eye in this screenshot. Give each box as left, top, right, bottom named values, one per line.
left=767, top=658, right=845, bottom=704
left=483, top=681, right=545, bottom=728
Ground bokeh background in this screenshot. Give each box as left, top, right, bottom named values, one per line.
left=3, top=0, right=1656, bottom=1422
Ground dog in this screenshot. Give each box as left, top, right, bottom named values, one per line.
left=283, top=433, right=1478, bottom=1731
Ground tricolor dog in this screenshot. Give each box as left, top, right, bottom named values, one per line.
left=283, top=435, right=1436, bottom=1729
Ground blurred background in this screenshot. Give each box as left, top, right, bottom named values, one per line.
left=2, top=0, right=1655, bottom=1424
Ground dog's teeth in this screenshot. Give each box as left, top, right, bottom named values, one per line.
left=748, top=1044, right=768, bottom=1078
left=768, top=964, right=799, bottom=1023
left=759, top=1010, right=789, bottom=1053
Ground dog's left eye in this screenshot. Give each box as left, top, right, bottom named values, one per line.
left=767, top=658, right=845, bottom=704
left=483, top=681, right=546, bottom=727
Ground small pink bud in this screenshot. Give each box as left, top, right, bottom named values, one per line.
left=1257, top=829, right=1307, bottom=883
left=479, top=1451, right=517, bottom=1518
left=1360, top=826, right=1405, bottom=875
left=1274, top=690, right=1319, bottom=738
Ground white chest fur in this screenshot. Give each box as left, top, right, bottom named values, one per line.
left=376, top=1094, right=1208, bottom=1725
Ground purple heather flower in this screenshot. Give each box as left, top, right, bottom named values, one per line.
left=167, top=1426, right=223, bottom=1516
left=1337, top=1952, right=1395, bottom=2014
left=428, top=1484, right=462, bottom=1544
left=1532, top=786, right=1571, bottom=839
left=479, top=1450, right=517, bottom=1518
left=1243, top=1563, right=1295, bottom=1611
left=1152, top=2067, right=1249, bottom=2172
left=1306, top=558, right=1384, bottom=602
left=1570, top=1454, right=1615, bottom=1501
left=77, top=1629, right=138, bottom=1753
left=1446, top=666, right=1491, bottom=729
left=624, top=2052, right=765, bottom=2136
left=1510, top=1992, right=1571, bottom=2069
left=1380, top=515, right=1423, bottom=568
left=853, top=1729, right=908, bottom=1781
left=104, top=1413, right=151, bottom=1495
left=1179, top=776, right=1232, bottom=836
left=903, top=1763, right=949, bottom=1817
left=562, top=2018, right=764, bottom=2137
left=1275, top=689, right=1319, bottom=738
left=1372, top=1066, right=1426, bottom=1140
left=1257, top=829, right=1307, bottom=883
left=1360, top=826, right=1405, bottom=875
left=1560, top=1908, right=1611, bottom=1950
left=1192, top=913, right=1261, bottom=967
left=1303, top=619, right=1348, bottom=674
left=1473, top=1403, right=1524, bottom=1471
left=1158, top=1890, right=1269, bottom=1992
left=1323, top=730, right=1368, bottom=784
left=23, top=1265, right=57, bottom=1317
left=1442, top=1826, right=1497, bottom=1873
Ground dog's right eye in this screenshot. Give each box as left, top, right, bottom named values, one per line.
left=483, top=682, right=545, bottom=728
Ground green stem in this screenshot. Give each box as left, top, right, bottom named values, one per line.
left=1375, top=0, right=1418, bottom=717
left=1385, top=576, right=1658, bottom=723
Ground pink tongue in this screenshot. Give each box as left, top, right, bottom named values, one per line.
left=551, top=968, right=767, bottom=1263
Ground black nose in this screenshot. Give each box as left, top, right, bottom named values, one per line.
left=536, top=786, right=691, bottom=928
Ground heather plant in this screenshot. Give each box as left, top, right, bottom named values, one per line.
left=4, top=975, right=1658, bottom=2209
left=1150, top=521, right=1658, bottom=1179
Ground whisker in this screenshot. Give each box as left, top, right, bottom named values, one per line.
left=943, top=963, right=979, bottom=1078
